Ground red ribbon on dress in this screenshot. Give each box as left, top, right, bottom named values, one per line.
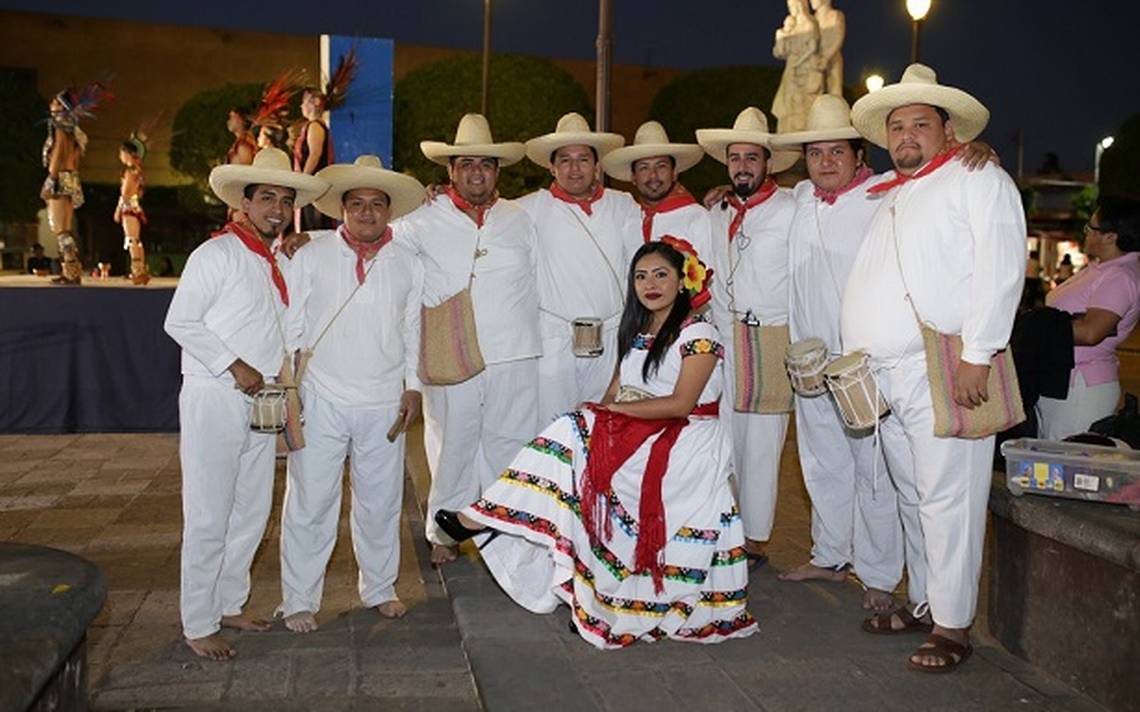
left=550, top=182, right=604, bottom=216
left=813, top=164, right=875, bottom=205
left=722, top=177, right=779, bottom=242
left=581, top=400, right=720, bottom=593
left=340, top=225, right=392, bottom=285
left=213, top=221, right=289, bottom=306
left=867, top=143, right=964, bottom=195
left=641, top=184, right=697, bottom=242
left=446, top=186, right=497, bottom=228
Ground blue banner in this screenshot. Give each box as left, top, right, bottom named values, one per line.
left=324, top=35, right=394, bottom=168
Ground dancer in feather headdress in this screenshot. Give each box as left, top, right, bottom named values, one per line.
left=226, top=104, right=257, bottom=166
left=294, top=47, right=358, bottom=231
left=116, top=116, right=164, bottom=285
left=254, top=69, right=302, bottom=153
left=42, top=78, right=112, bottom=284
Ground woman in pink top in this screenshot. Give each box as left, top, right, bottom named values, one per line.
left=1038, top=198, right=1140, bottom=439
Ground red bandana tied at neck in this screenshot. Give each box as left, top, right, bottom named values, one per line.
left=550, top=181, right=604, bottom=216
left=341, top=225, right=392, bottom=285
left=867, top=143, right=965, bottom=195
left=723, top=177, right=779, bottom=241
left=641, top=183, right=697, bottom=242
left=446, top=186, right=497, bottom=228
left=213, top=221, right=289, bottom=306
left=814, top=164, right=875, bottom=205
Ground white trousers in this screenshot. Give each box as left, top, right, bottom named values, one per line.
left=1036, top=372, right=1120, bottom=441
left=280, top=389, right=405, bottom=616
left=536, top=314, right=617, bottom=427
left=794, top=392, right=903, bottom=591
left=877, top=353, right=994, bottom=629
left=423, top=358, right=539, bottom=545
left=179, top=376, right=277, bottom=640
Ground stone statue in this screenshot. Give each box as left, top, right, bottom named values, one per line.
left=812, top=0, right=845, bottom=96
left=772, top=0, right=823, bottom=133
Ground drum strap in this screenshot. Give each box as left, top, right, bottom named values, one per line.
left=539, top=203, right=624, bottom=323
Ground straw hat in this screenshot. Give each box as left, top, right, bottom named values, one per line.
left=524, top=112, right=625, bottom=168
left=209, top=147, right=327, bottom=210
left=313, top=155, right=425, bottom=220
left=601, top=121, right=704, bottom=182
left=696, top=107, right=799, bottom=173
left=850, top=63, right=990, bottom=149
left=420, top=113, right=525, bottom=167
left=771, top=94, right=862, bottom=148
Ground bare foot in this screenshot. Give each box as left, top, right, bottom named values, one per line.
left=185, top=633, right=235, bottom=661
left=431, top=544, right=458, bottom=566
left=375, top=599, right=408, bottom=619
left=862, top=588, right=896, bottom=611
left=284, top=611, right=318, bottom=633
left=221, top=614, right=272, bottom=632
left=777, top=562, right=848, bottom=583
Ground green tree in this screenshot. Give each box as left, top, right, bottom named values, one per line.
left=649, top=65, right=785, bottom=198
left=169, top=82, right=263, bottom=205
left=1098, top=113, right=1140, bottom=200
left=0, top=69, right=48, bottom=222
left=394, top=54, right=592, bottom=198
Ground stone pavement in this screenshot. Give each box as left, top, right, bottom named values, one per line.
left=0, top=427, right=1109, bottom=711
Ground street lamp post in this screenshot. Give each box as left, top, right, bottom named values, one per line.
left=1095, top=135, right=1115, bottom=185
left=906, top=0, right=931, bottom=64
left=595, top=0, right=614, bottom=132
left=481, top=0, right=492, bottom=116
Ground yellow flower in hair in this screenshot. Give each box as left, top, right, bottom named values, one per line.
left=682, top=255, right=707, bottom=293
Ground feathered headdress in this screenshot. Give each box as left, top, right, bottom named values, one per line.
left=54, top=77, right=114, bottom=123
left=253, top=69, right=304, bottom=128
left=123, top=113, right=167, bottom=161
left=318, top=46, right=358, bottom=111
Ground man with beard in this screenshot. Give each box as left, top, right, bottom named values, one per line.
left=164, top=148, right=327, bottom=660
left=517, top=113, right=632, bottom=423
left=844, top=65, right=1025, bottom=672
left=696, top=107, right=799, bottom=567
left=601, top=120, right=712, bottom=262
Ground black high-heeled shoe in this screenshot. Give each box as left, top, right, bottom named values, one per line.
left=434, top=509, right=486, bottom=543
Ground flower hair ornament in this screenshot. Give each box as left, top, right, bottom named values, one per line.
left=659, top=235, right=713, bottom=309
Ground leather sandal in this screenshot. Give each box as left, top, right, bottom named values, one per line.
left=861, top=607, right=934, bottom=635
left=907, top=633, right=973, bottom=673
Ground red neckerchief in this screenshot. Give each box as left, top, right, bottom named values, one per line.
left=340, top=225, right=392, bottom=285
left=814, top=164, right=875, bottom=205
left=550, top=181, right=604, bottom=216
left=446, top=186, right=497, bottom=228
left=641, top=183, right=697, bottom=242
left=213, top=221, right=289, bottom=306
left=867, top=143, right=965, bottom=195
left=723, top=177, right=779, bottom=242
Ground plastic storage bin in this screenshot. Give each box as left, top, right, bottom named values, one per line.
left=1001, top=438, right=1140, bottom=510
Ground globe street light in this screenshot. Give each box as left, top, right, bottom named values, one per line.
left=865, top=74, right=885, bottom=93
left=1095, top=135, right=1115, bottom=185
left=906, top=0, right=932, bottom=63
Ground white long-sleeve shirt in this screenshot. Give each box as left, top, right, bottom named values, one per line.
left=788, top=175, right=888, bottom=355
left=643, top=201, right=714, bottom=267
left=516, top=188, right=638, bottom=324
left=842, top=160, right=1026, bottom=365
left=282, top=227, right=423, bottom=407
left=397, top=197, right=541, bottom=365
left=708, top=188, right=797, bottom=337
left=164, top=232, right=287, bottom=383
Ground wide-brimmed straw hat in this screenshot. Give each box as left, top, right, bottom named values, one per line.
left=525, top=112, right=625, bottom=169
left=313, top=155, right=425, bottom=220
left=209, top=147, right=327, bottom=210
left=420, top=113, right=525, bottom=167
left=601, top=121, right=704, bottom=182
left=696, top=107, right=799, bottom=173
left=771, top=95, right=863, bottom=149
left=850, top=63, right=990, bottom=149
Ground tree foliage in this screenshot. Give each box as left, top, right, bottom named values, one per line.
left=394, top=54, right=592, bottom=198
left=0, top=69, right=49, bottom=222
left=169, top=82, right=263, bottom=203
left=1098, top=113, right=1140, bottom=201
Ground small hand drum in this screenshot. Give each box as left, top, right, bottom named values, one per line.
left=785, top=337, right=831, bottom=397
left=249, top=385, right=288, bottom=433
left=572, top=317, right=604, bottom=358
left=823, top=352, right=888, bottom=430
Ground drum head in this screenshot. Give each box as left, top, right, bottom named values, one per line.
left=787, top=337, right=827, bottom=359
left=823, top=351, right=867, bottom=377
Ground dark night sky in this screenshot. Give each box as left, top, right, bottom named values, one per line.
left=3, top=0, right=1137, bottom=175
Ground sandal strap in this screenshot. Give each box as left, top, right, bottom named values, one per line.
left=916, top=633, right=971, bottom=664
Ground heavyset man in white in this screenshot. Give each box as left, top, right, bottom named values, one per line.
left=164, top=148, right=326, bottom=660
left=843, top=64, right=1025, bottom=672
left=406, top=114, right=541, bottom=565
left=277, top=155, right=427, bottom=632
left=695, top=107, right=798, bottom=564
left=601, top=120, right=713, bottom=262
left=517, top=113, right=636, bottom=423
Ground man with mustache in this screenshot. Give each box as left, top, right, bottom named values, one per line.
left=844, top=65, right=1025, bottom=672
left=696, top=107, right=800, bottom=568
left=164, top=148, right=327, bottom=660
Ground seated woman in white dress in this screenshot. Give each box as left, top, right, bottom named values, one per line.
left=435, top=238, right=758, bottom=649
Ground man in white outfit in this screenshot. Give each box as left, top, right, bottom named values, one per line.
left=601, top=120, right=713, bottom=263
left=164, top=147, right=326, bottom=660
left=517, top=113, right=635, bottom=425
left=277, top=155, right=426, bottom=632
left=844, top=64, right=1025, bottom=672
left=695, top=107, right=799, bottom=565
left=406, top=114, right=541, bottom=565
